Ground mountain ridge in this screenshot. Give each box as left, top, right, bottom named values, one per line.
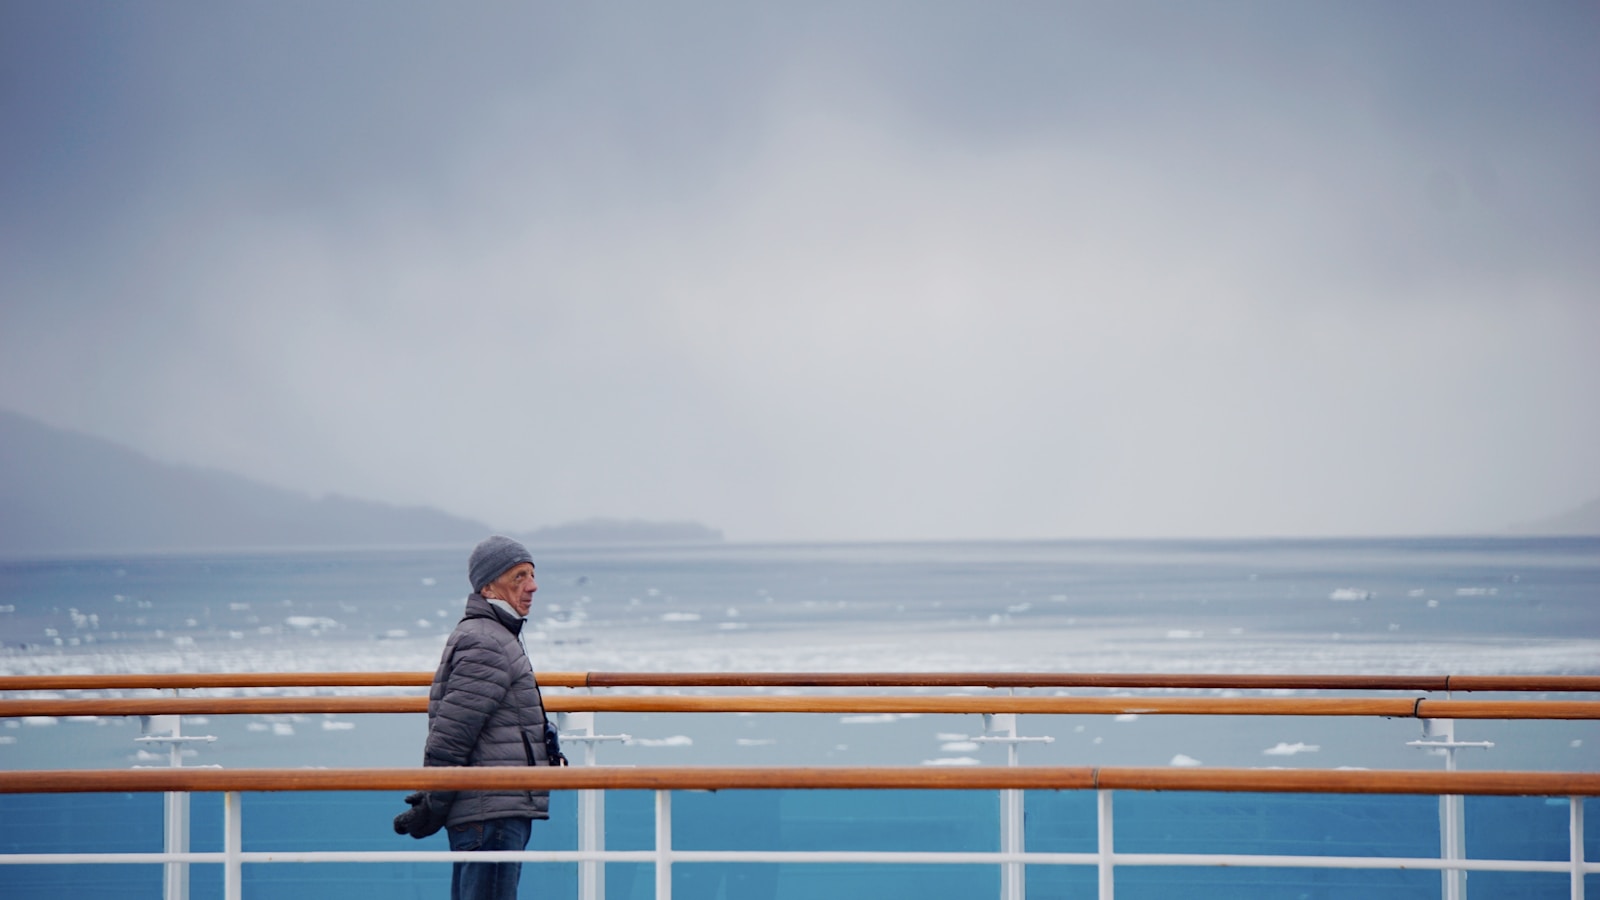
left=0, top=410, right=720, bottom=556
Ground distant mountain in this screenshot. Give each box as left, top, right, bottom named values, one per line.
left=518, top=518, right=723, bottom=545
left=0, top=409, right=493, bottom=556
left=1511, top=497, right=1600, bottom=535
left=0, top=409, right=724, bottom=556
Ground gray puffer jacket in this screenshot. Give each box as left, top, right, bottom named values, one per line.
left=423, top=594, right=553, bottom=826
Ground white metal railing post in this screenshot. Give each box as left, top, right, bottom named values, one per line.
left=1097, top=789, right=1114, bottom=900
left=1573, top=796, right=1586, bottom=900
left=972, top=706, right=1054, bottom=900
left=1409, top=711, right=1493, bottom=900
left=655, top=789, right=673, bottom=900
left=560, top=704, right=630, bottom=900
left=164, top=788, right=189, bottom=900
left=137, top=699, right=214, bottom=900
left=224, top=791, right=243, bottom=900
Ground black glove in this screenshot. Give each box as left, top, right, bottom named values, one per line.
left=392, top=791, right=448, bottom=839
left=545, top=725, right=569, bottom=767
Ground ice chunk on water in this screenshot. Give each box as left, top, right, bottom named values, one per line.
left=285, top=616, right=340, bottom=631
left=1263, top=742, right=1320, bottom=756
left=630, top=735, right=692, bottom=748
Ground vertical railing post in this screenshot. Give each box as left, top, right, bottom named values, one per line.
left=138, top=696, right=213, bottom=900
left=655, top=789, right=672, bottom=900
left=224, top=791, right=243, bottom=900
left=561, top=705, right=629, bottom=900
left=1409, top=710, right=1493, bottom=900
left=1097, top=789, right=1114, bottom=900
left=570, top=710, right=604, bottom=900
left=164, top=788, right=190, bottom=900
left=1573, top=796, right=1586, bottom=900
left=972, top=706, right=1052, bottom=900
left=992, top=712, right=1024, bottom=900
left=159, top=710, right=189, bottom=900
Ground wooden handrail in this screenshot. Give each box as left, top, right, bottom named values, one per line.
left=2, top=695, right=1597, bottom=719
left=1, top=765, right=1596, bottom=797
left=2, top=671, right=1597, bottom=692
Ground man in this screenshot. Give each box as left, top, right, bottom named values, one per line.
left=399, top=535, right=565, bottom=900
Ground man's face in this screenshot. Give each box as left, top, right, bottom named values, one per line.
left=483, top=562, right=537, bottom=617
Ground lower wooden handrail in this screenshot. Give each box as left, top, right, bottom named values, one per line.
left=1, top=695, right=1597, bottom=719
left=1, top=765, right=1596, bottom=797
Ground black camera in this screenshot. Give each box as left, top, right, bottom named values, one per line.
left=545, top=724, right=568, bottom=766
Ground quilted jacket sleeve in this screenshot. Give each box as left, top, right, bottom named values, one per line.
left=424, top=627, right=511, bottom=768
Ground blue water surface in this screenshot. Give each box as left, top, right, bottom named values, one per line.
left=0, top=789, right=1594, bottom=898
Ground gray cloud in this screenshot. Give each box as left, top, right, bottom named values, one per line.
left=2, top=2, right=1597, bottom=541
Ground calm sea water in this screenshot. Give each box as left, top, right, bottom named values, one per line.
left=2, top=537, right=1597, bottom=772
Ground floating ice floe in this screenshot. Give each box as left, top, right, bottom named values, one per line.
left=1166, top=629, right=1202, bottom=639
left=1113, top=714, right=1139, bottom=723
left=736, top=738, right=776, bottom=747
left=272, top=722, right=295, bottom=736
left=660, top=613, right=701, bottom=622
left=1169, top=754, right=1203, bottom=767
left=0, top=736, right=17, bottom=745
left=923, top=757, right=981, bottom=766
left=1263, top=742, right=1321, bottom=756
left=630, top=735, right=693, bottom=748
left=22, top=717, right=57, bottom=727
left=941, top=741, right=980, bottom=752
left=1456, top=587, right=1498, bottom=596
left=321, top=720, right=356, bottom=731
left=1329, top=588, right=1371, bottom=601
left=284, top=616, right=340, bottom=631
left=840, top=714, right=899, bottom=725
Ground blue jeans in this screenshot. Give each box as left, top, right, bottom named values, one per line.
left=448, top=817, right=532, bottom=900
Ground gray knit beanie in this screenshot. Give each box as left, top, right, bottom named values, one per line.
left=468, top=535, right=535, bottom=593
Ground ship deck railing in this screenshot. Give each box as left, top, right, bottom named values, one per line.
left=2, top=670, right=1598, bottom=900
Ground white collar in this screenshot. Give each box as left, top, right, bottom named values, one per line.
left=484, top=597, right=526, bottom=621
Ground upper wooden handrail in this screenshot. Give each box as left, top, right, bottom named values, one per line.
left=2, top=671, right=1597, bottom=692
left=2, top=695, right=1597, bottom=719
left=1, top=765, right=1596, bottom=797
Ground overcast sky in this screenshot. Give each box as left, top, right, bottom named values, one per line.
left=2, top=2, right=1596, bottom=542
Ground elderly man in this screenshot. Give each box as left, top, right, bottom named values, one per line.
left=398, top=535, right=565, bottom=900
